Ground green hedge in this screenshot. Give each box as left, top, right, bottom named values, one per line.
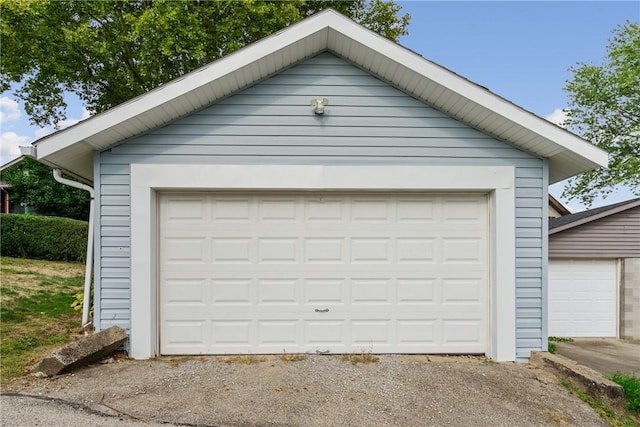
left=1, top=214, right=88, bottom=262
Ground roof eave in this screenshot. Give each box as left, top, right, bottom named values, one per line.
left=31, top=8, right=608, bottom=183
left=549, top=199, right=640, bottom=234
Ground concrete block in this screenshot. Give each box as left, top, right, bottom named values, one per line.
left=32, top=326, right=127, bottom=377
left=530, top=351, right=625, bottom=403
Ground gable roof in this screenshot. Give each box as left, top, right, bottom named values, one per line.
left=26, top=9, right=607, bottom=183
left=549, top=197, right=640, bottom=234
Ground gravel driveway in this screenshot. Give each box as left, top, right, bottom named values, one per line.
left=2, top=355, right=606, bottom=426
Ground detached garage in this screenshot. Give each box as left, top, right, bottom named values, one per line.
left=25, top=10, right=608, bottom=361
left=549, top=198, right=640, bottom=340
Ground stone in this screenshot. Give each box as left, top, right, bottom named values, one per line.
left=32, top=326, right=127, bottom=377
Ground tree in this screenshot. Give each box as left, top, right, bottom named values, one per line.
left=0, top=0, right=410, bottom=128
left=562, top=21, right=640, bottom=206
left=1, top=158, right=90, bottom=220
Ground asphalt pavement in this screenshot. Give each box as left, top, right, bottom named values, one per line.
left=1, top=355, right=608, bottom=427
left=554, top=339, right=640, bottom=376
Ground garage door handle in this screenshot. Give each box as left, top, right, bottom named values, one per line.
left=316, top=350, right=330, bottom=354
left=315, top=308, right=329, bottom=313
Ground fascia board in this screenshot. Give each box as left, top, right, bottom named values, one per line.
left=326, top=16, right=608, bottom=169
left=0, top=156, right=25, bottom=172
left=34, top=8, right=608, bottom=173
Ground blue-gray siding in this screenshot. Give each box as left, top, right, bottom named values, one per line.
left=97, top=53, right=545, bottom=360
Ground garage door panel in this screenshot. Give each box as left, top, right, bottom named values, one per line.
left=351, top=320, right=392, bottom=344
left=548, top=259, right=616, bottom=338
left=305, top=320, right=347, bottom=346
left=258, top=320, right=300, bottom=346
left=164, top=197, right=208, bottom=222
left=304, top=279, right=346, bottom=304
left=212, top=238, right=253, bottom=263
left=442, top=198, right=484, bottom=222
left=213, top=198, right=252, bottom=221
left=211, top=278, right=253, bottom=305
left=211, top=320, right=253, bottom=348
left=160, top=193, right=488, bottom=355
left=442, top=278, right=483, bottom=303
left=304, top=238, right=346, bottom=263
left=164, top=278, right=207, bottom=305
left=164, top=320, right=207, bottom=347
left=258, top=198, right=299, bottom=221
left=443, top=320, right=484, bottom=344
left=258, top=279, right=300, bottom=304
left=396, top=199, right=435, bottom=222
left=397, top=320, right=436, bottom=345
left=162, top=236, right=206, bottom=261
left=397, top=238, right=436, bottom=264
left=397, top=278, right=436, bottom=303
left=305, top=199, right=345, bottom=221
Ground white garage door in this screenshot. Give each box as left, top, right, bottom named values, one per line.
left=159, top=192, right=488, bottom=355
left=548, top=259, right=617, bottom=337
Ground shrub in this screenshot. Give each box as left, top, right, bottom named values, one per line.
left=609, top=373, right=640, bottom=413
left=1, top=214, right=88, bottom=262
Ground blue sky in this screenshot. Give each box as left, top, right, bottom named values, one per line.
left=1, top=1, right=638, bottom=211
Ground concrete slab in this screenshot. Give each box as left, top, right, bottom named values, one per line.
left=530, top=352, right=625, bottom=404
left=32, top=326, right=127, bottom=377
left=554, top=339, right=640, bottom=377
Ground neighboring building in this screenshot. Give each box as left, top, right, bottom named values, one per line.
left=548, top=198, right=640, bottom=340
left=0, top=156, right=27, bottom=214
left=548, top=194, right=571, bottom=218
left=21, top=10, right=607, bottom=361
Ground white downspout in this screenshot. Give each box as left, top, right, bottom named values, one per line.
left=52, top=169, right=95, bottom=334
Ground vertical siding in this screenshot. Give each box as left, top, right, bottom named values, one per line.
left=98, top=52, right=544, bottom=360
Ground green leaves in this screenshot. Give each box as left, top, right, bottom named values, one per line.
left=1, top=158, right=90, bottom=220
left=0, top=0, right=410, bottom=128
left=563, top=21, right=640, bottom=206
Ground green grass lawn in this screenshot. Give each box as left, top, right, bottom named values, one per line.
left=610, top=373, right=640, bottom=415
left=1, top=257, right=84, bottom=382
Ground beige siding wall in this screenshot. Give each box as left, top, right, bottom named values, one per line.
left=548, top=205, right=562, bottom=218
left=549, top=206, right=640, bottom=258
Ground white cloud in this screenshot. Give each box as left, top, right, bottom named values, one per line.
left=35, top=108, right=92, bottom=139
left=0, top=97, right=21, bottom=124
left=0, top=131, right=30, bottom=159
left=544, top=108, right=569, bottom=128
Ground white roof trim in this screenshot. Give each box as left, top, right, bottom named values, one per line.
left=32, top=9, right=608, bottom=182
left=0, top=155, right=26, bottom=172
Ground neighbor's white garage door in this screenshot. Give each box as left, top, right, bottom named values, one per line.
left=548, top=259, right=617, bottom=337
left=159, top=192, right=488, bottom=355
